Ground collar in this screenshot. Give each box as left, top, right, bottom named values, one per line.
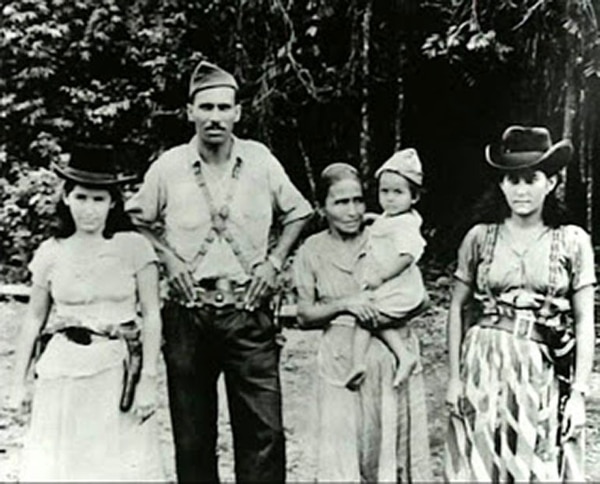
left=322, top=230, right=369, bottom=274
left=381, top=208, right=422, bottom=224
left=187, top=134, right=244, bottom=169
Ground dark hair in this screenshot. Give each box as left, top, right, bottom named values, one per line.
left=316, top=162, right=363, bottom=206
left=54, top=181, right=136, bottom=239
left=469, top=171, right=570, bottom=228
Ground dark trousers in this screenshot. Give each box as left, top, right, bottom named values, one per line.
left=161, top=302, right=286, bottom=483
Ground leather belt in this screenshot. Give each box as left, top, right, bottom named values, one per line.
left=40, top=320, right=138, bottom=346
left=477, top=314, right=549, bottom=344
left=178, top=278, right=250, bottom=309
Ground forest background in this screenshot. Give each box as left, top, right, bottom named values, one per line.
left=2, top=0, right=600, bottom=283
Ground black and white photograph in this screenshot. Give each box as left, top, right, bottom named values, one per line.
left=1, top=0, right=600, bottom=482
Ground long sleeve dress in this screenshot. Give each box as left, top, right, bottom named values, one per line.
left=19, top=232, right=165, bottom=482
left=444, top=223, right=596, bottom=482
left=294, top=229, right=433, bottom=483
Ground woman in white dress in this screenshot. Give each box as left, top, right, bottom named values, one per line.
left=7, top=144, right=165, bottom=481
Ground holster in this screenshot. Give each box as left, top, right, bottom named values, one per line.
left=33, top=319, right=143, bottom=412
left=119, top=323, right=143, bottom=412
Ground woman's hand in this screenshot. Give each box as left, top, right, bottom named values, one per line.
left=561, top=390, right=586, bottom=442
left=341, top=292, right=380, bottom=329
left=445, top=377, right=462, bottom=416
left=132, top=374, right=158, bottom=424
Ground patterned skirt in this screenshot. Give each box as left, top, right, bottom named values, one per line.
left=444, top=325, right=563, bottom=482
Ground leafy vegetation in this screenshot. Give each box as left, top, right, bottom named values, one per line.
left=1, top=0, right=600, bottom=281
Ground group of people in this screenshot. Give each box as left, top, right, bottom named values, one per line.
left=6, top=59, right=595, bottom=483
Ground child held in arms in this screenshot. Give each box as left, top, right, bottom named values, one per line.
left=346, top=148, right=429, bottom=390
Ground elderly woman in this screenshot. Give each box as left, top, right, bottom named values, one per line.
left=7, top=145, right=165, bottom=481
left=293, top=163, right=432, bottom=482
left=444, top=126, right=595, bottom=482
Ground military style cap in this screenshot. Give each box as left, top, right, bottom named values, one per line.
left=189, top=61, right=239, bottom=99
left=375, top=148, right=423, bottom=186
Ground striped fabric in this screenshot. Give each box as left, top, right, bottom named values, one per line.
left=395, top=333, right=432, bottom=482
left=445, top=326, right=561, bottom=482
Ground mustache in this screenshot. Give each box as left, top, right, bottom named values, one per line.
left=205, top=123, right=225, bottom=130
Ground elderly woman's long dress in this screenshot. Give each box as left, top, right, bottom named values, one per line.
left=445, top=223, right=596, bottom=482
left=294, top=230, right=432, bottom=482
left=19, top=232, right=165, bottom=481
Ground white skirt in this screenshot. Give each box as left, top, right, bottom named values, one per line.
left=19, top=335, right=165, bottom=482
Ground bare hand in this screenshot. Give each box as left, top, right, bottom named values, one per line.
left=164, top=253, right=195, bottom=303
left=132, top=375, right=158, bottom=424
left=445, top=377, right=462, bottom=416
left=244, top=261, right=277, bottom=311
left=562, top=391, right=586, bottom=442
left=342, top=293, right=380, bottom=329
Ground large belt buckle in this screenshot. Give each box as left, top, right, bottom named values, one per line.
left=513, top=309, right=535, bottom=339
left=212, top=278, right=233, bottom=308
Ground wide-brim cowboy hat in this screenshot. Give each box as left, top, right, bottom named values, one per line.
left=485, top=125, right=572, bottom=175
left=52, top=144, right=138, bottom=186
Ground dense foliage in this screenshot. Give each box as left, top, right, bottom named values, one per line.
left=1, top=0, right=600, bottom=281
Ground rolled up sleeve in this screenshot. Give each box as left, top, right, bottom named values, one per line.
left=293, top=244, right=317, bottom=304
left=28, top=239, right=56, bottom=290
left=267, top=155, right=313, bottom=225
left=567, top=226, right=597, bottom=292
left=454, top=225, right=484, bottom=286
left=125, top=162, right=165, bottom=227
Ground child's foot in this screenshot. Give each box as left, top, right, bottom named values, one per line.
left=393, top=352, right=418, bottom=387
left=345, top=365, right=367, bottom=391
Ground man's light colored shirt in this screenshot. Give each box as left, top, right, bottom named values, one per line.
left=126, top=135, right=312, bottom=282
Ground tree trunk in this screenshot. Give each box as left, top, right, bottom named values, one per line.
left=582, top=88, right=593, bottom=233
left=359, top=0, right=372, bottom=179
left=558, top=54, right=577, bottom=204
left=394, top=52, right=405, bottom=151
left=297, top=130, right=317, bottom=204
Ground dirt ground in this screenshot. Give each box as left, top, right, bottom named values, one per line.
left=1, top=295, right=600, bottom=482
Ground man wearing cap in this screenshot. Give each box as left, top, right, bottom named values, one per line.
left=126, top=61, right=312, bottom=482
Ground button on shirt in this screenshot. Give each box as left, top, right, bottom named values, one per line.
left=126, top=135, right=313, bottom=282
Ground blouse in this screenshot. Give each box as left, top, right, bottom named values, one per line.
left=294, top=230, right=395, bottom=382
left=455, top=223, right=596, bottom=314
left=28, top=232, right=157, bottom=378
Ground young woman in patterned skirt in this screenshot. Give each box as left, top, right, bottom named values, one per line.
left=444, top=126, right=595, bottom=482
